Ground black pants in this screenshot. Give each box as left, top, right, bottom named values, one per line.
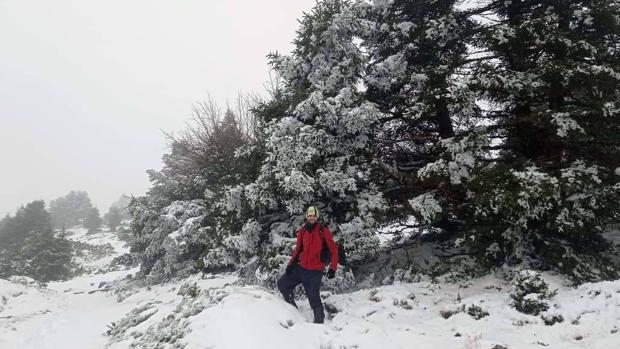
left=277, top=265, right=325, bottom=322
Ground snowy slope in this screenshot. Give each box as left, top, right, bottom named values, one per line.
left=0, top=228, right=138, bottom=349
left=1, top=228, right=619, bottom=349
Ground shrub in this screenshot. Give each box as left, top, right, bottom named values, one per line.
left=510, top=270, right=556, bottom=315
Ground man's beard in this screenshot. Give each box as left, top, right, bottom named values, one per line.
left=305, top=221, right=317, bottom=232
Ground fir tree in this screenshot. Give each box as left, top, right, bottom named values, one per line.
left=49, top=191, right=94, bottom=230
left=105, top=206, right=123, bottom=232
left=0, top=201, right=52, bottom=247
left=359, top=0, right=480, bottom=235
left=109, top=195, right=131, bottom=221
left=0, top=200, right=73, bottom=281
left=19, top=229, right=73, bottom=281
left=246, top=0, right=388, bottom=271
left=465, top=0, right=620, bottom=280
left=84, top=207, right=102, bottom=234
left=124, top=0, right=620, bottom=285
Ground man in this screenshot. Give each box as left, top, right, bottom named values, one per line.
left=277, top=206, right=339, bottom=324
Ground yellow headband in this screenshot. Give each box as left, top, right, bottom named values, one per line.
left=306, top=206, right=318, bottom=218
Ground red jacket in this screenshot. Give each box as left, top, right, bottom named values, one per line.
left=288, top=223, right=339, bottom=272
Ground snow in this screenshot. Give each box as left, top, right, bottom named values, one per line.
left=66, top=227, right=129, bottom=269
left=551, top=112, right=586, bottom=137
left=185, top=286, right=324, bottom=349
left=0, top=227, right=137, bottom=349
left=1, top=227, right=620, bottom=348
left=409, top=193, right=442, bottom=224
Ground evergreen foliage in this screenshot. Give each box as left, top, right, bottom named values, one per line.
left=85, top=207, right=103, bottom=234
left=0, top=200, right=73, bottom=281
left=105, top=206, right=123, bottom=232
left=109, top=195, right=131, bottom=221
left=460, top=0, right=620, bottom=280
left=49, top=191, right=95, bottom=230
left=510, top=270, right=556, bottom=315
left=127, top=95, right=263, bottom=283
left=354, top=0, right=480, bottom=238
left=127, top=0, right=620, bottom=285
left=246, top=0, right=390, bottom=281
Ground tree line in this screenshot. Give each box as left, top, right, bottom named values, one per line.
left=0, top=191, right=130, bottom=281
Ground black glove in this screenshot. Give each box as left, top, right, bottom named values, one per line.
left=285, top=264, right=294, bottom=275
left=327, top=269, right=336, bottom=279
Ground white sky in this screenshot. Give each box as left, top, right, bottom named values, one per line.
left=0, top=0, right=315, bottom=217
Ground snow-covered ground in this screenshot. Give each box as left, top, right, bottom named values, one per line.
left=1, top=228, right=619, bottom=349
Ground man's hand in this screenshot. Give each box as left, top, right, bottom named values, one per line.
left=327, top=269, right=336, bottom=279
left=285, top=264, right=294, bottom=275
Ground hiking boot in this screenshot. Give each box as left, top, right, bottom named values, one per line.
left=312, top=306, right=325, bottom=324
left=284, top=293, right=298, bottom=309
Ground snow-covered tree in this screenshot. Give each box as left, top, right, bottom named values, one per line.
left=84, top=207, right=103, bottom=234
left=357, top=0, right=480, bottom=237
left=126, top=0, right=620, bottom=285
left=510, top=270, right=556, bottom=315
left=49, top=191, right=94, bottom=230
left=104, top=206, right=123, bottom=232
left=236, top=0, right=393, bottom=278
left=462, top=0, right=620, bottom=281
left=19, top=229, right=73, bottom=281
left=0, top=200, right=73, bottom=281
left=127, top=96, right=262, bottom=282
left=109, top=195, right=131, bottom=221
left=0, top=201, right=52, bottom=247
left=235, top=0, right=481, bottom=281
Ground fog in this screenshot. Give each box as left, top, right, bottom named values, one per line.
left=0, top=0, right=315, bottom=216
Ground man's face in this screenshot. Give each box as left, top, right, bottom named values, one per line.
left=307, top=214, right=318, bottom=224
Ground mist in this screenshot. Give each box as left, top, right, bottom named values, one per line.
left=0, top=0, right=315, bottom=216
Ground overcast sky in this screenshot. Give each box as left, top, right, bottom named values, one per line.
left=0, top=0, right=316, bottom=217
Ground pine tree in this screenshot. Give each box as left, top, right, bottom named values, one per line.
left=49, top=191, right=94, bottom=230
left=123, top=0, right=620, bottom=285
left=246, top=0, right=388, bottom=269
left=84, top=207, right=102, bottom=234
left=0, top=200, right=73, bottom=281
left=105, top=206, right=123, bottom=232
left=358, top=0, right=480, bottom=236
left=109, top=195, right=131, bottom=221
left=0, top=201, right=52, bottom=247
left=19, top=229, right=73, bottom=281
left=465, top=0, right=620, bottom=280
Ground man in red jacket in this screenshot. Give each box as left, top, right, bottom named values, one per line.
left=277, top=206, right=339, bottom=324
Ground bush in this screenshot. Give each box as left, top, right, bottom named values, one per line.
left=466, top=304, right=489, bottom=320
left=510, top=270, right=557, bottom=315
